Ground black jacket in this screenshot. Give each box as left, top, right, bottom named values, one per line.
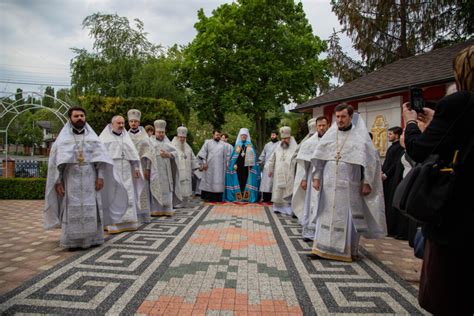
left=404, top=91, right=474, bottom=248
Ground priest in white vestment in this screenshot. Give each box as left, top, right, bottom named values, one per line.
left=44, top=107, right=128, bottom=249
left=258, top=131, right=279, bottom=202
left=296, top=116, right=329, bottom=241
left=268, top=126, right=298, bottom=215
left=197, top=130, right=230, bottom=202
left=310, top=104, right=386, bottom=262
left=99, top=115, right=144, bottom=233
left=128, top=109, right=159, bottom=223
left=150, top=119, right=182, bottom=216
left=171, top=126, right=200, bottom=207
left=291, top=118, right=317, bottom=220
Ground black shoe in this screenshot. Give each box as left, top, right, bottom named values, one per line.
left=306, top=253, right=319, bottom=260
left=302, top=238, right=312, bottom=242
left=292, top=214, right=297, bottom=219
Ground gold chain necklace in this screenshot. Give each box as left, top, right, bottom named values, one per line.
left=72, top=132, right=85, bottom=164
left=335, top=128, right=352, bottom=165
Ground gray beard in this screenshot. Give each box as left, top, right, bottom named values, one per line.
left=281, top=142, right=289, bottom=149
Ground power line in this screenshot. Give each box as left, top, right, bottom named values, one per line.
left=0, top=80, right=71, bottom=87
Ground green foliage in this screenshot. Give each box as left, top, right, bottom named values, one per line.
left=71, top=12, right=160, bottom=97
left=70, top=13, right=189, bottom=120
left=186, top=109, right=213, bottom=152
left=43, top=86, right=55, bottom=108
left=329, top=0, right=474, bottom=83
left=182, top=0, right=329, bottom=149
left=0, top=178, right=46, bottom=199
left=279, top=112, right=312, bottom=143
left=130, top=50, right=190, bottom=119
left=220, top=112, right=254, bottom=144
left=79, top=96, right=184, bottom=139
left=33, top=109, right=63, bottom=134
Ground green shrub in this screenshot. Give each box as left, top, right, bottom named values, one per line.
left=0, top=178, right=46, bottom=199
left=79, top=96, right=185, bottom=139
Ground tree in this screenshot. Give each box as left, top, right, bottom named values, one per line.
left=43, top=86, right=55, bottom=108
left=183, top=0, right=329, bottom=149
left=78, top=96, right=184, bottom=139
left=15, top=112, right=43, bottom=148
left=15, top=88, right=23, bottom=105
left=70, top=13, right=190, bottom=119
left=70, top=12, right=161, bottom=97
left=329, top=0, right=474, bottom=83
left=131, top=46, right=190, bottom=119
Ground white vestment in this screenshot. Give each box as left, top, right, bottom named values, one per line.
left=258, top=141, right=279, bottom=193
left=197, top=140, right=230, bottom=193
left=291, top=133, right=315, bottom=220
left=171, top=137, right=199, bottom=198
left=99, top=125, right=144, bottom=233
left=268, top=138, right=298, bottom=215
left=150, top=137, right=182, bottom=215
left=129, top=126, right=159, bottom=223
left=311, top=115, right=386, bottom=262
left=295, top=133, right=322, bottom=239
left=44, top=122, right=127, bottom=249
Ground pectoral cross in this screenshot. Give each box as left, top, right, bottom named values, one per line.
left=77, top=150, right=85, bottom=164
left=335, top=151, right=341, bottom=165
left=121, top=151, right=125, bottom=160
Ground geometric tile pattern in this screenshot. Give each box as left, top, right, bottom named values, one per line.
left=0, top=203, right=426, bottom=315
left=0, top=205, right=210, bottom=315
left=271, top=207, right=427, bottom=315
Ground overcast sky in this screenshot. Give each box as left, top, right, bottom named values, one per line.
left=0, top=0, right=357, bottom=96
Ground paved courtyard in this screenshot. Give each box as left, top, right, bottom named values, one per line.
left=0, top=200, right=424, bottom=315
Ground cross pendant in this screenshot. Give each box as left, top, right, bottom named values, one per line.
left=335, top=151, right=341, bottom=165
left=78, top=150, right=84, bottom=164
left=121, top=152, right=125, bottom=159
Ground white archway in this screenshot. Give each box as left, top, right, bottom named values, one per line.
left=0, top=91, right=70, bottom=176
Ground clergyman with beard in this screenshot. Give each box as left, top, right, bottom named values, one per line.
left=197, top=130, right=231, bottom=202
left=267, top=126, right=298, bottom=215
left=258, top=131, right=279, bottom=202
left=44, top=107, right=127, bottom=249
left=171, top=126, right=200, bottom=207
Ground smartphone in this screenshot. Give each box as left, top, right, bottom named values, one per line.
left=409, top=87, right=425, bottom=113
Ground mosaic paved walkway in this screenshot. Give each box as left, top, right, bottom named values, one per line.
left=0, top=202, right=426, bottom=315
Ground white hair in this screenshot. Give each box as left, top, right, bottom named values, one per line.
left=111, top=115, right=124, bottom=123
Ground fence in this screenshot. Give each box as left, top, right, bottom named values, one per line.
left=15, top=160, right=46, bottom=178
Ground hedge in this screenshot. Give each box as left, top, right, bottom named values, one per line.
left=79, top=96, right=185, bottom=138
left=0, top=178, right=46, bottom=199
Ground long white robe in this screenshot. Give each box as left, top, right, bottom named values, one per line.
left=171, top=137, right=199, bottom=199
left=268, top=138, right=298, bottom=215
left=129, top=127, right=159, bottom=223
left=197, top=140, right=229, bottom=193
left=150, top=137, right=182, bottom=216
left=44, top=122, right=127, bottom=249
left=291, top=133, right=315, bottom=220
left=311, top=115, right=386, bottom=262
left=258, top=141, right=279, bottom=193
left=99, top=125, right=144, bottom=233
left=295, top=133, right=322, bottom=239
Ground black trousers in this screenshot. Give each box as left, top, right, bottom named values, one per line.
left=201, top=190, right=223, bottom=202
left=261, top=192, right=272, bottom=202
